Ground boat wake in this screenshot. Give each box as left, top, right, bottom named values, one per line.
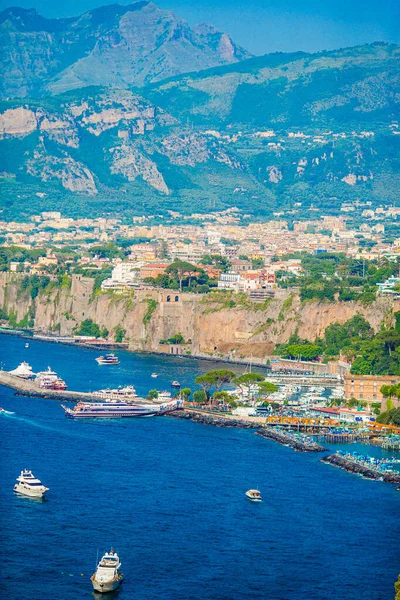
left=1, top=409, right=15, bottom=415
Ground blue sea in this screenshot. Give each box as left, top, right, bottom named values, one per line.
left=0, top=334, right=399, bottom=600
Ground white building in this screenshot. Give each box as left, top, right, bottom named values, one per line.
left=101, top=262, right=142, bottom=292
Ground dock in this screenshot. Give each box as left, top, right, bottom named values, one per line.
left=0, top=370, right=151, bottom=404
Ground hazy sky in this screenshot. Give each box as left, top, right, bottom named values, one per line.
left=0, top=0, right=399, bottom=55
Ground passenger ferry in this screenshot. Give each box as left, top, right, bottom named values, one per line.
left=14, top=469, right=49, bottom=498
left=91, top=549, right=123, bottom=593
left=95, top=353, right=119, bottom=365
left=61, top=399, right=182, bottom=419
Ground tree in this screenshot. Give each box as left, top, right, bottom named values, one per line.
left=166, top=260, right=202, bottom=292
left=180, top=387, right=192, bottom=401
left=195, top=369, right=235, bottom=402
left=192, top=390, right=207, bottom=404
left=283, top=344, right=322, bottom=361
left=147, top=389, right=159, bottom=400
left=213, top=391, right=232, bottom=406
left=395, top=574, right=400, bottom=600
left=257, top=381, right=278, bottom=397
left=233, top=373, right=264, bottom=398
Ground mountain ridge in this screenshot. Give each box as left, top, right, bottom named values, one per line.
left=0, top=2, right=252, bottom=98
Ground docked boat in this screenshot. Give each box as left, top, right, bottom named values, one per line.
left=8, top=361, right=35, bottom=379
left=36, top=367, right=67, bottom=390
left=96, top=353, right=119, bottom=365
left=14, top=469, right=49, bottom=498
left=171, top=380, right=181, bottom=388
left=91, top=549, right=123, bottom=593
left=92, top=386, right=138, bottom=402
left=245, top=489, right=262, bottom=502
left=61, top=399, right=182, bottom=419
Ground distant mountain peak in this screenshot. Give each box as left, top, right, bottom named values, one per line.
left=0, top=2, right=252, bottom=97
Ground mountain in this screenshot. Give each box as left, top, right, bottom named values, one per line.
left=0, top=31, right=399, bottom=220
left=0, top=2, right=251, bottom=98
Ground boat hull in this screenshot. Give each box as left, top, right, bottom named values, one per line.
left=65, top=410, right=159, bottom=418
left=14, top=483, right=49, bottom=498
left=91, top=575, right=123, bottom=593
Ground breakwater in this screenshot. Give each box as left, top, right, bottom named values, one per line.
left=257, top=427, right=326, bottom=452
left=169, top=409, right=260, bottom=429
left=322, top=454, right=400, bottom=484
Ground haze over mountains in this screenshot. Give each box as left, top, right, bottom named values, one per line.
left=0, top=2, right=399, bottom=220
left=0, top=2, right=251, bottom=97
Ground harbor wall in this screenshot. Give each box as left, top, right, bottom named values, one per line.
left=0, top=273, right=394, bottom=363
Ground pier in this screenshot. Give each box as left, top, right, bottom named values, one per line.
left=0, top=370, right=154, bottom=405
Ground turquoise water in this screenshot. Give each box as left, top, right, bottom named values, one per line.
left=0, top=335, right=399, bottom=600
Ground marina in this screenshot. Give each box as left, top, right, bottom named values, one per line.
left=1, top=333, right=400, bottom=599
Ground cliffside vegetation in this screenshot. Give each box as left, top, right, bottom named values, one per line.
left=276, top=313, right=400, bottom=376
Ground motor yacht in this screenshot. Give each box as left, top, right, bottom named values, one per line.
left=8, top=361, right=35, bottom=379
left=171, top=381, right=181, bottom=388
left=91, top=549, right=123, bottom=593
left=95, top=353, right=119, bottom=365
left=246, top=489, right=262, bottom=502
left=14, top=469, right=49, bottom=498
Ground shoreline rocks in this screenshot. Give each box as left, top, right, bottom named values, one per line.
left=256, top=428, right=326, bottom=452
left=322, top=454, right=400, bottom=484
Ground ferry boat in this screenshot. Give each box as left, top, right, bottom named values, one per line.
left=61, top=399, right=182, bottom=419
left=171, top=380, right=181, bottom=388
left=96, top=353, right=119, bottom=365
left=92, top=386, right=138, bottom=402
left=245, top=489, right=262, bottom=502
left=14, top=469, right=49, bottom=498
left=36, top=367, right=67, bottom=390
left=91, top=549, right=123, bottom=593
left=8, top=361, right=35, bottom=379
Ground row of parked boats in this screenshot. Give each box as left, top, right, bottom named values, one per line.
left=9, top=362, right=67, bottom=390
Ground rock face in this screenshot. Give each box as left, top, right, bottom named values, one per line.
left=0, top=274, right=394, bottom=361
left=0, top=3, right=251, bottom=97
left=0, top=43, right=398, bottom=218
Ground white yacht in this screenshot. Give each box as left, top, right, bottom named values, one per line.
left=92, top=386, right=138, bottom=402
left=246, top=489, right=262, bottom=502
left=14, top=469, right=49, bottom=498
left=8, top=361, right=35, bottom=379
left=91, top=549, right=123, bottom=593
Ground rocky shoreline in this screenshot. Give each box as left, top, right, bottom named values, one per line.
left=256, top=428, right=326, bottom=452
left=169, top=410, right=260, bottom=429
left=322, top=454, right=400, bottom=484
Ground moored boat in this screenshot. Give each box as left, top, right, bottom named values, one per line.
left=171, top=380, right=181, bottom=388
left=246, top=489, right=262, bottom=502
left=61, top=398, right=182, bottom=419
left=8, top=361, right=35, bottom=379
left=36, top=367, right=67, bottom=390
left=92, top=385, right=137, bottom=401
left=95, top=353, right=119, bottom=365
left=91, top=549, right=123, bottom=593
left=14, top=469, right=49, bottom=498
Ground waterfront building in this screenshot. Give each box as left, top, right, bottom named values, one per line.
left=344, top=374, right=400, bottom=406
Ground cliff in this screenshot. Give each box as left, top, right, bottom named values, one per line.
left=0, top=274, right=394, bottom=362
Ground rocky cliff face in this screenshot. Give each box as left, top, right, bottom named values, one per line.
left=0, top=274, right=393, bottom=361
left=0, top=3, right=251, bottom=98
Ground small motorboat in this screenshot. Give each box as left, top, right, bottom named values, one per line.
left=151, top=373, right=158, bottom=378
left=246, top=489, right=262, bottom=502
left=25, top=343, right=29, bottom=348
left=171, top=380, right=181, bottom=388
left=91, top=549, right=123, bottom=593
